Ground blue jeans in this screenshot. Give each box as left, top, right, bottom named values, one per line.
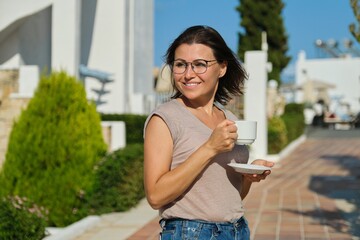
left=159, top=217, right=250, bottom=240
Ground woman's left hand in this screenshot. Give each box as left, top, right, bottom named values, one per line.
left=242, top=159, right=275, bottom=182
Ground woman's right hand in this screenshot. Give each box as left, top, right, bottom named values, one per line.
left=204, top=119, right=238, bottom=154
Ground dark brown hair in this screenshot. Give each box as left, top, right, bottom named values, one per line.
left=164, top=25, right=247, bottom=105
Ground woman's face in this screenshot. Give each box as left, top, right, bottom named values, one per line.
left=172, top=43, right=227, bottom=103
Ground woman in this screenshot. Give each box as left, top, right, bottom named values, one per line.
left=144, top=25, right=274, bottom=239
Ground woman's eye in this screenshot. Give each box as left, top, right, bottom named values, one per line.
left=175, top=62, right=186, bottom=68
left=193, top=61, right=206, bottom=67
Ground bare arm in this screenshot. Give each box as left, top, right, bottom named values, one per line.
left=240, top=177, right=252, bottom=199
left=144, top=115, right=237, bottom=209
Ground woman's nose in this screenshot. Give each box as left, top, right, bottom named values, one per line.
left=184, top=63, right=196, bottom=77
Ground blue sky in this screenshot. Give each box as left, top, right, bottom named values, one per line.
left=154, top=0, right=358, bottom=81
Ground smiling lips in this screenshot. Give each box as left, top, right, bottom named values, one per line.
left=184, top=82, right=200, bottom=87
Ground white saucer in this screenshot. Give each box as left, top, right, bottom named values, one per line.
left=228, top=163, right=271, bottom=174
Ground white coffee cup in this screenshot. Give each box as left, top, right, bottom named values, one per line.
left=234, top=120, right=257, bottom=145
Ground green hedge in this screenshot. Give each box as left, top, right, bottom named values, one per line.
left=0, top=71, right=107, bottom=227
left=281, top=103, right=305, bottom=143
left=268, top=117, right=287, bottom=154
left=0, top=196, right=48, bottom=240
left=86, top=143, right=145, bottom=215
left=101, top=114, right=147, bottom=144
left=268, top=103, right=305, bottom=154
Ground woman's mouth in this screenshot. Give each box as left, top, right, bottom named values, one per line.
left=184, top=82, right=200, bottom=87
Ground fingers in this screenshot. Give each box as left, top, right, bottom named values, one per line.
left=207, top=120, right=239, bottom=153
left=243, top=174, right=265, bottom=182
left=243, top=170, right=272, bottom=182
left=264, top=161, right=275, bottom=167
left=251, top=159, right=275, bottom=168
left=213, top=120, right=237, bottom=142
left=223, top=120, right=237, bottom=139
left=217, top=120, right=236, bottom=134
left=222, top=119, right=236, bottom=126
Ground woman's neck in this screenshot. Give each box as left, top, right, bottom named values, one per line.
left=179, top=97, right=215, bottom=116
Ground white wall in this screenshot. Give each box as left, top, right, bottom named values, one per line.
left=52, top=0, right=81, bottom=76
left=83, top=0, right=154, bottom=114
left=84, top=0, right=127, bottom=114
left=296, top=51, right=360, bottom=114
left=128, top=0, right=154, bottom=114
left=0, top=0, right=154, bottom=115
left=0, top=5, right=51, bottom=71
left=10, top=65, right=39, bottom=98
left=0, top=0, right=52, bottom=31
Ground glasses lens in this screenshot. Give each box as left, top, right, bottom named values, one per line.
left=172, top=60, right=187, bottom=74
left=192, top=60, right=207, bottom=74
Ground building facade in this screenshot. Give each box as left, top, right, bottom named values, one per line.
left=0, top=0, right=154, bottom=114
left=295, top=51, right=360, bottom=115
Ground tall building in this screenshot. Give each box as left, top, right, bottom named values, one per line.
left=0, top=0, right=154, bottom=114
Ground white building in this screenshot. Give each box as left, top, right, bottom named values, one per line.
left=0, top=0, right=154, bottom=114
left=295, top=51, right=360, bottom=115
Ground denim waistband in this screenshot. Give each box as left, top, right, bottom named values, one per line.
left=160, top=217, right=247, bottom=229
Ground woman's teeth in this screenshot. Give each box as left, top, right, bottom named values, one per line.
left=185, top=83, right=199, bottom=86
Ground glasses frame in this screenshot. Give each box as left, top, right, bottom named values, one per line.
left=171, top=59, right=218, bottom=74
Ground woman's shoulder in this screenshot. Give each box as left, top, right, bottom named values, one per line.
left=147, top=99, right=184, bottom=120
left=155, top=99, right=179, bottom=111
left=144, top=100, right=180, bottom=134
left=150, top=99, right=181, bottom=116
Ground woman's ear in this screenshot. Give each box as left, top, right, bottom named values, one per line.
left=219, top=61, right=228, bottom=78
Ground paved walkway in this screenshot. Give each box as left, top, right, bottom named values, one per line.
left=58, top=127, right=360, bottom=240
left=128, top=128, right=360, bottom=240
left=71, top=198, right=158, bottom=240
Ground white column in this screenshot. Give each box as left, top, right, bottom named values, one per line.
left=127, top=0, right=135, bottom=113
left=244, top=51, right=269, bottom=159
left=51, top=0, right=81, bottom=77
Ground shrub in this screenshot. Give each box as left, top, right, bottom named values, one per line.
left=101, top=114, right=147, bottom=144
left=268, top=117, right=288, bottom=154
left=0, top=71, right=107, bottom=227
left=281, top=103, right=305, bottom=142
left=0, top=196, right=48, bottom=240
left=87, top=143, right=145, bottom=214
left=284, top=102, right=304, bottom=114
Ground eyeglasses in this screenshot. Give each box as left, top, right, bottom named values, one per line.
left=171, top=59, right=218, bottom=74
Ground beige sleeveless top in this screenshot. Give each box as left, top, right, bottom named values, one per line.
left=144, top=99, right=249, bottom=222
